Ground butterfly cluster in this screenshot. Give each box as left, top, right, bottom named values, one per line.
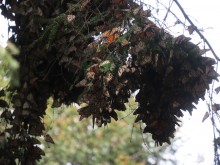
left=0, top=0, right=218, bottom=163
left=78, top=12, right=218, bottom=144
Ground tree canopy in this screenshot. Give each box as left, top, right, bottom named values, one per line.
left=38, top=98, right=176, bottom=165
left=0, top=0, right=219, bottom=164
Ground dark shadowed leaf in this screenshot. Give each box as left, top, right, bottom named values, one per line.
left=33, top=146, right=45, bottom=156
left=202, top=111, right=209, bottom=122
left=212, top=104, right=220, bottom=112
left=44, top=134, right=55, bottom=144
left=52, top=100, right=61, bottom=108
left=0, top=99, right=9, bottom=108
left=109, top=110, right=118, bottom=121
left=188, top=25, right=195, bottom=35
left=215, top=86, right=220, bottom=94
left=0, top=89, right=5, bottom=97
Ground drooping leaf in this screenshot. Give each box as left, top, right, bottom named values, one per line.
left=0, top=99, right=9, bottom=108
left=202, top=111, right=209, bottom=122
left=215, top=86, right=220, bottom=94
left=44, top=134, right=55, bottom=144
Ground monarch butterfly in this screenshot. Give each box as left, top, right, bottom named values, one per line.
left=102, top=27, right=119, bottom=38
left=101, top=28, right=120, bottom=45
left=111, top=0, right=127, bottom=5
left=106, top=33, right=120, bottom=42
left=146, top=31, right=153, bottom=38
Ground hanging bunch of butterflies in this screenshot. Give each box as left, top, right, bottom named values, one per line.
left=77, top=0, right=218, bottom=145
left=0, top=0, right=219, bottom=163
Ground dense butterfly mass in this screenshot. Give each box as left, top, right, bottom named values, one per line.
left=0, top=0, right=218, bottom=164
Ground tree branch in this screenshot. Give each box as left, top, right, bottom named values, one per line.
left=173, top=0, right=220, bottom=61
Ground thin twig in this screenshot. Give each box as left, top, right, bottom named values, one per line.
left=163, top=0, right=174, bottom=22
left=173, top=0, right=220, bottom=61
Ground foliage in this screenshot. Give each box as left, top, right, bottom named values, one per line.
left=0, top=42, right=20, bottom=164
left=0, top=0, right=218, bottom=164
left=38, top=97, right=176, bottom=165
left=0, top=42, right=20, bottom=87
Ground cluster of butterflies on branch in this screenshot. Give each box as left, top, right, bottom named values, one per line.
left=0, top=0, right=218, bottom=163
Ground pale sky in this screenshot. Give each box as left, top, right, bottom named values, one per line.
left=1, top=1, right=220, bottom=165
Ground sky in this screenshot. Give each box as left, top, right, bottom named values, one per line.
left=0, top=0, right=220, bottom=164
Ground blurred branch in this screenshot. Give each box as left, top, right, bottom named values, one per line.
left=173, top=0, right=220, bottom=61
